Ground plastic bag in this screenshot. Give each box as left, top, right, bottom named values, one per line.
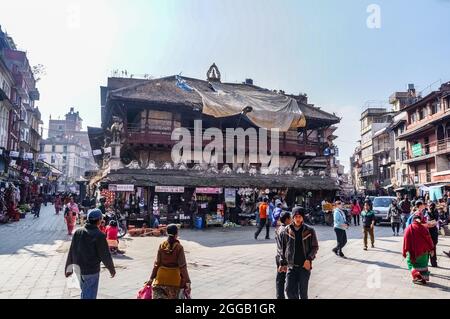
left=137, top=283, right=152, bottom=299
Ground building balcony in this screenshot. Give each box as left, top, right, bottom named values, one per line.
left=126, top=125, right=325, bottom=156
left=373, top=144, right=392, bottom=155
left=410, top=172, right=433, bottom=184
left=403, top=138, right=450, bottom=165
left=403, top=139, right=444, bottom=164
left=361, top=169, right=374, bottom=177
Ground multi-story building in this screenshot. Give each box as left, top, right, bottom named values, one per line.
left=398, top=81, right=450, bottom=192
left=350, top=141, right=362, bottom=195
left=0, top=54, right=13, bottom=150
left=359, top=108, right=395, bottom=194
left=389, top=84, right=418, bottom=193
left=2, top=47, right=42, bottom=160
left=372, top=124, right=395, bottom=191
left=89, top=65, right=341, bottom=222
left=41, top=108, right=97, bottom=193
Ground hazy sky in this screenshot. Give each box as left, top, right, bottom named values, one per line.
left=1, top=0, right=450, bottom=171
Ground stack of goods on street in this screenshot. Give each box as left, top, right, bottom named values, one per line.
left=205, top=213, right=224, bottom=226
left=222, top=221, right=240, bottom=228
left=18, top=204, right=31, bottom=219
left=128, top=224, right=168, bottom=237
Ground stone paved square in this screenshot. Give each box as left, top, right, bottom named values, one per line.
left=1, top=205, right=450, bottom=299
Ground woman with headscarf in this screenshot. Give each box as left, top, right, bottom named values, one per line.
left=64, top=196, right=79, bottom=236
left=403, top=214, right=435, bottom=284
left=150, top=224, right=191, bottom=299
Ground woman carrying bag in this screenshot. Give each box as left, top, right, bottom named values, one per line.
left=149, top=224, right=191, bottom=299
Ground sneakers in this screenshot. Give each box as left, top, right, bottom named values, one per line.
left=339, top=252, right=346, bottom=259
left=363, top=247, right=368, bottom=251
left=332, top=248, right=338, bottom=255
left=265, top=237, right=270, bottom=240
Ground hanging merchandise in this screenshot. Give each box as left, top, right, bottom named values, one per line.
left=100, top=189, right=116, bottom=207
left=153, top=195, right=160, bottom=216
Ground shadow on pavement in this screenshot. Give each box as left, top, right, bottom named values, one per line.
left=0, top=205, right=69, bottom=256
left=421, top=280, right=450, bottom=292
left=346, top=257, right=403, bottom=270
left=175, top=224, right=398, bottom=248
left=113, top=254, right=133, bottom=260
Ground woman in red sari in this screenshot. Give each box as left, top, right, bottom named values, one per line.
left=54, top=194, right=62, bottom=215
left=403, top=214, right=434, bottom=284
left=64, top=197, right=79, bottom=235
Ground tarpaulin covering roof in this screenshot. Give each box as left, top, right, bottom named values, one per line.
left=194, top=82, right=305, bottom=132
left=107, top=76, right=339, bottom=129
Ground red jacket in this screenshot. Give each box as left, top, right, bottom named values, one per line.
left=351, top=203, right=362, bottom=215
left=106, top=225, right=118, bottom=241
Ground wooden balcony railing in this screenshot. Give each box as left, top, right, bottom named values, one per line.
left=406, top=138, right=450, bottom=160
left=125, top=125, right=324, bottom=155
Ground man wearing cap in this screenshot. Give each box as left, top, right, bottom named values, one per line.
left=280, top=207, right=319, bottom=299
left=275, top=211, right=291, bottom=299
left=65, top=209, right=116, bottom=299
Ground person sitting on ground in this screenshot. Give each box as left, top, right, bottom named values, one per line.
left=106, top=220, right=121, bottom=254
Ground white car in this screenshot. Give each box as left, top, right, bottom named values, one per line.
left=372, top=196, right=396, bottom=224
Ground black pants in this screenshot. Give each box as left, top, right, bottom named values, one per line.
left=276, top=256, right=286, bottom=299
left=401, top=214, right=409, bottom=231
left=255, top=218, right=270, bottom=239
left=391, top=222, right=400, bottom=234
left=285, top=267, right=311, bottom=299
left=276, top=271, right=286, bottom=299
left=334, top=228, right=347, bottom=253
left=353, top=215, right=360, bottom=226
left=430, top=233, right=439, bottom=267
left=33, top=206, right=41, bottom=217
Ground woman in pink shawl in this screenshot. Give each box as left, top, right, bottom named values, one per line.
left=64, top=196, right=79, bottom=235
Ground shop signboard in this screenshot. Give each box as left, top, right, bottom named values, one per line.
left=195, top=187, right=223, bottom=194
left=224, top=188, right=236, bottom=207
left=109, top=184, right=134, bottom=192
left=412, top=143, right=422, bottom=157
left=9, top=151, right=19, bottom=158
left=155, top=186, right=185, bottom=193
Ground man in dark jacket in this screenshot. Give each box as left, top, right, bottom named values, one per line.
left=280, top=207, right=319, bottom=299
left=65, top=209, right=116, bottom=299
left=275, top=211, right=291, bottom=299
left=399, top=195, right=411, bottom=232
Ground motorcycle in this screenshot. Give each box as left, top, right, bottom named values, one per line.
left=104, top=210, right=127, bottom=238
left=305, top=206, right=326, bottom=225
